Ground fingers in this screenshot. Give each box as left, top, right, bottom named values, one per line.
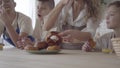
left=82, top=42, right=92, bottom=52
left=16, top=41, right=26, bottom=49
left=63, top=35, right=71, bottom=42
left=17, top=37, right=33, bottom=49
left=59, top=30, right=71, bottom=37
left=58, top=30, right=74, bottom=43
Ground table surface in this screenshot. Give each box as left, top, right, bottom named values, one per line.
left=0, top=46, right=120, bottom=68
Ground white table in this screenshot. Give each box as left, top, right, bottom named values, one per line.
left=0, top=46, right=120, bottom=68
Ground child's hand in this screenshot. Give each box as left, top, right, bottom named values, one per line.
left=17, top=37, right=34, bottom=49
left=82, top=42, right=92, bottom=52
left=17, top=40, right=25, bottom=49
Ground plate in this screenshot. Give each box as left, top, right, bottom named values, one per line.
left=26, top=49, right=61, bottom=54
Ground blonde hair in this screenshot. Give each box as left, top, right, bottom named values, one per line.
left=83, top=0, right=102, bottom=23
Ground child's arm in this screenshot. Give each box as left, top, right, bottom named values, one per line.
left=0, top=11, right=31, bottom=48
left=43, top=0, right=69, bottom=31
left=2, top=20, right=19, bottom=47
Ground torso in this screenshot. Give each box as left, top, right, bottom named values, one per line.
left=72, top=2, right=83, bottom=21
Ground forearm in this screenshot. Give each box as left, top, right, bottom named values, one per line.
left=76, top=32, right=92, bottom=41
left=43, top=1, right=65, bottom=31
left=4, top=23, right=19, bottom=46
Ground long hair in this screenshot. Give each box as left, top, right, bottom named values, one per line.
left=108, top=1, right=120, bottom=8
left=83, top=0, right=102, bottom=23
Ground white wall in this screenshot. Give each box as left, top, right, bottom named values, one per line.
left=14, top=0, right=36, bottom=27
left=14, top=0, right=36, bottom=19
left=14, top=0, right=60, bottom=28
left=55, top=0, right=60, bottom=6
left=14, top=0, right=60, bottom=18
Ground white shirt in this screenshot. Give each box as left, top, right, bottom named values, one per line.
left=56, top=6, right=100, bottom=37
left=0, top=12, right=33, bottom=36
left=96, top=32, right=115, bottom=50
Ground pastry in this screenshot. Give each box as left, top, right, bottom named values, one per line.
left=46, top=31, right=62, bottom=46
left=34, top=41, right=48, bottom=50
left=24, top=45, right=38, bottom=50
left=47, top=45, right=60, bottom=50
left=0, top=43, right=4, bottom=50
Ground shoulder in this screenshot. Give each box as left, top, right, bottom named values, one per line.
left=101, top=32, right=114, bottom=38
left=17, top=12, right=31, bottom=21
left=98, top=32, right=114, bottom=40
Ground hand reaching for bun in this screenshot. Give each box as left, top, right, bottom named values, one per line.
left=24, top=31, right=62, bottom=51
left=46, top=31, right=62, bottom=46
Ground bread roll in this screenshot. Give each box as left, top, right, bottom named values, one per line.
left=47, top=45, right=60, bottom=50
left=46, top=31, right=62, bottom=46
left=24, top=45, right=38, bottom=50
left=34, top=41, right=48, bottom=49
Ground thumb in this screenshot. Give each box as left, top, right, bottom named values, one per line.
left=58, top=31, right=69, bottom=37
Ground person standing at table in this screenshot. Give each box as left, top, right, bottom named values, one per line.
left=43, top=0, right=102, bottom=49
left=0, top=0, right=33, bottom=48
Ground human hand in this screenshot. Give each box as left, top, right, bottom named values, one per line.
left=82, top=42, right=92, bottom=52
left=16, top=40, right=25, bottom=49
left=17, top=37, right=34, bottom=49
left=59, top=29, right=80, bottom=43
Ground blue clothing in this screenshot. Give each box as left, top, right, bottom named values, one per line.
left=3, top=13, right=34, bottom=46
left=3, top=26, right=34, bottom=46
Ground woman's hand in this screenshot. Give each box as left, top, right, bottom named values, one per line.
left=59, top=29, right=80, bottom=43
